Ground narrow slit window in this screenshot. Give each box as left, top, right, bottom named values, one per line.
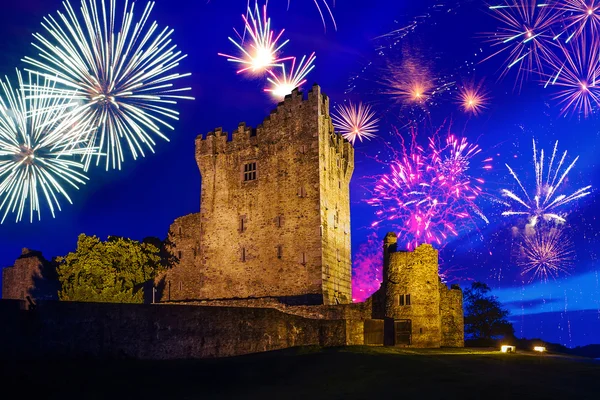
left=178, top=226, right=182, bottom=235
left=177, top=250, right=182, bottom=259
left=301, top=252, right=307, bottom=265
left=277, top=245, right=283, bottom=259
left=298, top=186, right=307, bottom=198
left=399, top=294, right=405, bottom=306
left=239, top=215, right=246, bottom=233
left=276, top=215, right=283, bottom=228
left=406, top=294, right=411, bottom=306
left=241, top=247, right=246, bottom=262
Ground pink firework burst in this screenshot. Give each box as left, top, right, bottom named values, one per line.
left=366, top=125, right=491, bottom=251
left=545, top=33, right=600, bottom=117
left=483, top=1, right=560, bottom=87
left=352, top=234, right=383, bottom=303
left=554, top=0, right=600, bottom=43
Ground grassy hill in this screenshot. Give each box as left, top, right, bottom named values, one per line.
left=3, top=346, right=598, bottom=399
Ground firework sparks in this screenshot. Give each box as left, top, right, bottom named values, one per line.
left=457, top=81, right=490, bottom=115
left=484, top=1, right=559, bottom=86
left=264, top=53, right=316, bottom=98
left=517, top=224, right=575, bottom=282
left=502, top=139, right=592, bottom=226
left=218, top=2, right=292, bottom=75
left=545, top=35, right=600, bottom=117
left=352, top=234, right=383, bottom=303
left=553, top=0, right=600, bottom=42
left=0, top=71, right=91, bottom=223
left=23, top=0, right=193, bottom=171
left=367, top=126, right=490, bottom=251
left=331, top=102, right=379, bottom=144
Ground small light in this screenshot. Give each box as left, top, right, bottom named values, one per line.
left=534, top=346, right=546, bottom=352
left=501, top=345, right=516, bottom=353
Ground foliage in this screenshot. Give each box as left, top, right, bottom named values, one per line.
left=463, top=281, right=514, bottom=341
left=57, top=234, right=164, bottom=303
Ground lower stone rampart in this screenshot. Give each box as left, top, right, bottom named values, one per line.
left=0, top=300, right=355, bottom=360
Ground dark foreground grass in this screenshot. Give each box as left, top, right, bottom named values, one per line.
left=2, top=346, right=599, bottom=400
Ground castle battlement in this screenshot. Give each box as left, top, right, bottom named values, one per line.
left=195, top=84, right=351, bottom=159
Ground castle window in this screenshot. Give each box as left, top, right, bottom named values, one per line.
left=406, top=294, right=411, bottom=306
left=276, top=215, right=283, bottom=228
left=243, top=162, right=257, bottom=181
left=338, top=181, right=341, bottom=189
left=241, top=247, right=246, bottom=262
left=193, top=248, right=197, bottom=258
left=319, top=225, right=323, bottom=236
left=300, top=144, right=307, bottom=154
left=178, top=226, right=182, bottom=235
left=239, top=215, right=247, bottom=233
left=298, top=186, right=307, bottom=198
left=399, top=294, right=405, bottom=306
left=277, top=245, right=283, bottom=259
left=179, top=282, right=183, bottom=291
left=325, top=264, right=330, bottom=276
left=301, top=252, right=307, bottom=265
left=177, top=250, right=182, bottom=259
left=419, top=328, right=423, bottom=334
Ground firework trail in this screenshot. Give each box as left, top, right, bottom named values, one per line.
left=23, top=0, right=193, bottom=171
left=331, top=102, right=379, bottom=145
left=0, top=71, right=92, bottom=223
left=264, top=53, right=316, bottom=98
left=219, top=2, right=292, bottom=75
left=483, top=1, right=559, bottom=87
left=553, top=0, right=600, bottom=43
left=516, top=223, right=575, bottom=282
left=501, top=138, right=592, bottom=227
left=544, top=33, right=600, bottom=117
left=366, top=125, right=491, bottom=251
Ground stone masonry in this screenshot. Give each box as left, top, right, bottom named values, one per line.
left=373, top=232, right=464, bottom=347
left=2, top=248, right=58, bottom=302
left=160, top=84, right=354, bottom=305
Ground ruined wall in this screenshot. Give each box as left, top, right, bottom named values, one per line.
left=2, top=248, right=58, bottom=301
left=0, top=300, right=356, bottom=360
left=376, top=233, right=442, bottom=348
left=164, top=85, right=353, bottom=304
left=440, top=284, right=465, bottom=347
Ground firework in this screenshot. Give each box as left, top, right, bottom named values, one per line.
left=309, top=0, right=337, bottom=31
left=484, top=1, right=559, bottom=86
left=23, top=0, right=193, bottom=171
left=352, top=235, right=383, bottom=303
left=331, top=102, right=379, bottom=144
left=457, top=81, right=490, bottom=115
left=381, top=58, right=436, bottom=106
left=502, top=139, right=592, bottom=226
left=545, top=34, right=600, bottom=117
left=264, top=53, right=316, bottom=98
left=0, top=71, right=91, bottom=223
left=553, top=0, right=600, bottom=43
left=218, top=2, right=292, bottom=75
left=517, top=224, right=575, bottom=282
left=367, top=126, right=490, bottom=251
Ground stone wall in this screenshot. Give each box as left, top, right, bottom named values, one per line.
left=0, top=300, right=357, bottom=360
left=440, top=284, right=465, bottom=347
left=1, top=248, right=58, bottom=301
left=163, top=84, right=353, bottom=305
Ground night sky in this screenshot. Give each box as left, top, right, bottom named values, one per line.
left=1, top=0, right=599, bottom=347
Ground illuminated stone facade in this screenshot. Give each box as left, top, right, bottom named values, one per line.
left=160, top=85, right=353, bottom=305
left=372, top=232, right=464, bottom=347
left=1, top=248, right=58, bottom=302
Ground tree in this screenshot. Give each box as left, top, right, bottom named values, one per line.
left=464, top=281, right=514, bottom=341
left=57, top=234, right=164, bottom=303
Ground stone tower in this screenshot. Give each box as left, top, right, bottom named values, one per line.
left=373, top=232, right=463, bottom=347
left=163, top=84, right=354, bottom=305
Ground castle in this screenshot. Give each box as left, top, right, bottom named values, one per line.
left=1, top=85, right=463, bottom=357
left=161, top=85, right=353, bottom=305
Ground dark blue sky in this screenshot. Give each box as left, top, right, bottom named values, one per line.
left=1, top=0, right=599, bottom=347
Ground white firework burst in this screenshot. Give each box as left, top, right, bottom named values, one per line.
left=23, top=0, right=194, bottom=171
left=0, top=70, right=91, bottom=223
left=331, top=102, right=379, bottom=144
left=502, top=138, right=592, bottom=226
